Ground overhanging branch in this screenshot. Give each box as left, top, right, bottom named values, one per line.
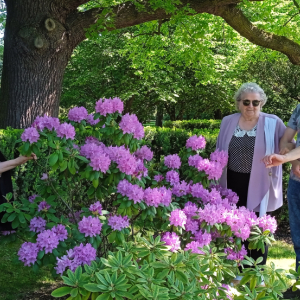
left=215, top=5, right=300, bottom=65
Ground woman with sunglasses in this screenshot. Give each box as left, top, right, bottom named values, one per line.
left=216, top=83, right=287, bottom=276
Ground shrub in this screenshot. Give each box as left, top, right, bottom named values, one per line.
left=0, top=100, right=289, bottom=300
left=163, top=119, right=222, bottom=130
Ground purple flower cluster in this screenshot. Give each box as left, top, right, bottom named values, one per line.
left=21, top=127, right=40, bottom=144
left=225, top=245, right=247, bottom=261
left=186, top=135, right=206, bottom=151
left=258, top=214, right=277, bottom=233
left=166, top=170, right=180, bottom=186
left=117, top=179, right=144, bottom=204
left=210, top=149, right=228, bottom=168
left=169, top=209, right=187, bottom=227
left=134, top=146, right=153, bottom=161
left=184, top=241, right=204, bottom=254
left=38, top=201, right=51, bottom=212
left=78, top=216, right=102, bottom=237
left=55, top=243, right=96, bottom=275
left=105, top=146, right=137, bottom=175
left=133, top=159, right=148, bottom=180
left=28, top=194, right=39, bottom=203
left=18, top=242, right=40, bottom=266
left=95, top=97, right=124, bottom=116
left=29, top=217, right=46, bottom=233
left=56, top=123, right=76, bottom=140
left=154, top=174, right=164, bottom=182
left=68, top=106, right=88, bottom=122
left=80, top=141, right=111, bottom=173
left=68, top=210, right=82, bottom=224
left=164, top=154, right=181, bottom=169
left=119, top=113, right=144, bottom=140
left=89, top=201, right=103, bottom=215
left=87, top=114, right=100, bottom=125
left=52, top=224, right=68, bottom=241
left=172, top=181, right=190, bottom=197
left=32, top=115, right=60, bottom=131
left=161, top=232, right=181, bottom=252
left=143, top=187, right=172, bottom=207
left=36, top=229, right=59, bottom=254
left=41, top=173, right=48, bottom=180
left=108, top=215, right=130, bottom=231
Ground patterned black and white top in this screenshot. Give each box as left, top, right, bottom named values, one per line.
left=228, top=125, right=257, bottom=173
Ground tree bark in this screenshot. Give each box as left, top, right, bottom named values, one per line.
left=0, top=0, right=85, bottom=128
left=2, top=0, right=300, bottom=128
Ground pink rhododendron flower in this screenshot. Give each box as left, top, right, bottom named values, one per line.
left=133, top=159, right=148, bottom=180
left=52, top=224, right=68, bottom=241
left=56, top=123, right=76, bottom=140
left=38, top=201, right=51, bottom=212
left=89, top=201, right=103, bottom=215
left=78, top=216, right=102, bottom=237
left=28, top=194, right=39, bottom=203
left=172, top=181, right=189, bottom=197
left=158, top=186, right=172, bottom=207
left=29, top=217, right=46, bottom=233
left=21, top=127, right=40, bottom=144
left=225, top=245, right=247, bottom=261
left=87, top=114, right=100, bottom=125
left=117, top=179, right=144, bottom=204
left=164, top=154, right=181, bottom=169
left=18, top=242, right=39, bottom=266
left=134, top=146, right=153, bottom=161
left=161, top=232, right=181, bottom=252
left=185, top=241, right=204, bottom=254
left=186, top=135, right=206, bottom=150
left=36, top=229, right=59, bottom=254
left=166, top=170, right=180, bottom=186
left=108, top=215, right=130, bottom=231
left=144, top=187, right=163, bottom=207
left=154, top=174, right=164, bottom=182
left=169, top=209, right=187, bottom=227
left=68, top=106, right=88, bottom=122
left=258, top=214, right=277, bottom=233
left=55, top=243, right=96, bottom=275
left=41, top=173, right=48, bottom=180
left=32, top=115, right=60, bottom=131
left=89, top=153, right=111, bottom=173
left=119, top=113, right=144, bottom=139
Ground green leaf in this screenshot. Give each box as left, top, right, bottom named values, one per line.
left=96, top=293, right=111, bottom=300
left=83, top=284, right=102, bottom=293
left=51, top=287, right=73, bottom=297
left=175, top=270, right=188, bottom=284
left=49, top=153, right=59, bottom=166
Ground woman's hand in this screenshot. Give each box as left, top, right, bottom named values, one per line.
left=279, top=142, right=295, bottom=155
left=262, top=154, right=287, bottom=168
left=15, top=153, right=37, bottom=165
left=292, top=160, right=300, bottom=178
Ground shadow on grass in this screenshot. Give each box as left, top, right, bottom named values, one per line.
left=0, top=241, right=61, bottom=300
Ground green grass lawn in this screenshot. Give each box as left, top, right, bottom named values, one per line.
left=0, top=241, right=60, bottom=300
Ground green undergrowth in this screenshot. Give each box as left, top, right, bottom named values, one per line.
left=0, top=241, right=58, bottom=300
left=268, top=240, right=296, bottom=260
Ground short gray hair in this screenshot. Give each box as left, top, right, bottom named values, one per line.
left=234, top=82, right=267, bottom=110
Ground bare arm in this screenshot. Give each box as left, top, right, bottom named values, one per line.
left=279, top=127, right=297, bottom=154
left=0, top=154, right=37, bottom=174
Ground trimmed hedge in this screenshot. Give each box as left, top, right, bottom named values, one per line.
left=163, top=119, right=222, bottom=130
left=143, top=126, right=219, bottom=162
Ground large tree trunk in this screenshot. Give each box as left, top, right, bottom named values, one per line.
left=0, top=0, right=78, bottom=128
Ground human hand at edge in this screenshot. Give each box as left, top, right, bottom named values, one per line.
left=262, top=154, right=286, bottom=168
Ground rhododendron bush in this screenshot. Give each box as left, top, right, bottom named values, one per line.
left=0, top=97, right=285, bottom=299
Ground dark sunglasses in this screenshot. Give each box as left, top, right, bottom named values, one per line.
left=240, top=99, right=261, bottom=107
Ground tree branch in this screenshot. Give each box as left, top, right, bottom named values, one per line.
left=214, top=5, right=300, bottom=65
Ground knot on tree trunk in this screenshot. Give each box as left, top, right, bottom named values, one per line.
left=34, top=36, right=44, bottom=49
left=45, top=18, right=56, bottom=32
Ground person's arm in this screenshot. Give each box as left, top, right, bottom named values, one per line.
left=0, top=154, right=37, bottom=174
left=279, top=127, right=297, bottom=155
left=263, top=147, right=300, bottom=167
